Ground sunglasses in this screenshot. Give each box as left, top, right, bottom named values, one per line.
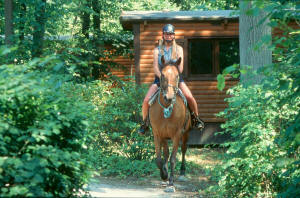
left=163, top=33, right=175, bottom=36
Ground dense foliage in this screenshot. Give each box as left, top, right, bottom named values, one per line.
left=0, top=48, right=154, bottom=196
left=212, top=1, right=299, bottom=197
left=0, top=0, right=182, bottom=196
left=171, top=0, right=238, bottom=10
left=76, top=80, right=156, bottom=177
left=1, top=0, right=299, bottom=197
left=0, top=50, right=92, bottom=196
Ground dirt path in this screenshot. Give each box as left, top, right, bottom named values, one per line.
left=87, top=148, right=224, bottom=197
left=87, top=176, right=205, bottom=197
left=89, top=178, right=198, bottom=197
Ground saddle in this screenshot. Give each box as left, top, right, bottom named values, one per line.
left=148, top=88, right=187, bottom=107
left=148, top=87, right=190, bottom=133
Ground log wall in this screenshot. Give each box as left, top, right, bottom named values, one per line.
left=110, top=56, right=135, bottom=80
left=137, top=21, right=240, bottom=122
left=112, top=21, right=299, bottom=123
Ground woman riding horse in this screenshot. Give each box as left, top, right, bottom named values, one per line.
left=139, top=24, right=204, bottom=134
left=149, top=56, right=191, bottom=191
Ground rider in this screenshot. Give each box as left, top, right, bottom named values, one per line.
left=138, top=24, right=204, bottom=134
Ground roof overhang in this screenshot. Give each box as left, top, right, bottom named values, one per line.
left=120, top=10, right=239, bottom=30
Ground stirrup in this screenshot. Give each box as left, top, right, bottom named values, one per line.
left=191, top=112, right=205, bottom=131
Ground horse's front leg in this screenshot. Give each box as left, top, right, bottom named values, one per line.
left=169, top=136, right=180, bottom=186
left=162, top=139, right=169, bottom=181
left=154, top=135, right=167, bottom=181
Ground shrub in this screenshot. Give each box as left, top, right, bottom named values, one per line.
left=210, top=19, right=299, bottom=198
left=211, top=3, right=299, bottom=197
left=0, top=52, right=92, bottom=196
left=78, top=79, right=156, bottom=175
left=210, top=83, right=299, bottom=197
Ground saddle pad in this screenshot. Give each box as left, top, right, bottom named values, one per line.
left=148, top=88, right=187, bottom=107
left=148, top=89, right=160, bottom=106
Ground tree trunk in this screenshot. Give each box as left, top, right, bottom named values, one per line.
left=239, top=0, right=272, bottom=85
left=32, top=0, right=46, bottom=57
left=81, top=0, right=91, bottom=39
left=4, top=0, right=14, bottom=46
left=92, top=0, right=101, bottom=35
left=91, top=0, right=101, bottom=78
left=19, top=3, right=27, bottom=42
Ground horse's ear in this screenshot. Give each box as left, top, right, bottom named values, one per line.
left=161, top=55, right=166, bottom=66
left=175, top=57, right=182, bottom=66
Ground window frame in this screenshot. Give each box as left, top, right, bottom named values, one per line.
left=177, top=36, right=239, bottom=81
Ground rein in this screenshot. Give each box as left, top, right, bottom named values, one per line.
left=158, top=85, right=178, bottom=119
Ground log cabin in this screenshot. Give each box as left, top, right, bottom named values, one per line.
left=114, top=10, right=298, bottom=145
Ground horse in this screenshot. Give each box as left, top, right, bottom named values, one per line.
left=149, top=56, right=192, bottom=192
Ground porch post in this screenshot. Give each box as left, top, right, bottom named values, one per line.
left=133, top=24, right=141, bottom=85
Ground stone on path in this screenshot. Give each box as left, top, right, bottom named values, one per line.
left=164, top=186, right=176, bottom=193
left=177, top=175, right=188, bottom=182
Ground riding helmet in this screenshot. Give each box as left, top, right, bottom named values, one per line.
left=162, top=24, right=175, bottom=34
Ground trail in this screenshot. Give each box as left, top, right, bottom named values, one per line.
left=87, top=148, right=224, bottom=197
left=87, top=176, right=201, bottom=197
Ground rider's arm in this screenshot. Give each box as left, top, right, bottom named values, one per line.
left=177, top=45, right=184, bottom=74
left=153, top=47, right=161, bottom=78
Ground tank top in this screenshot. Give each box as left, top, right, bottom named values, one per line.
left=158, top=45, right=177, bottom=70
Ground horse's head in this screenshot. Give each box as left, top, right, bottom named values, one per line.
left=160, top=56, right=181, bottom=103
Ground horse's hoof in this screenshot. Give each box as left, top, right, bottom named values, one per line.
left=161, top=181, right=168, bottom=186
left=164, top=186, right=176, bottom=193
left=178, top=175, right=188, bottom=182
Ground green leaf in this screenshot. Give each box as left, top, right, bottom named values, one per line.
left=0, top=46, right=17, bottom=56
left=217, top=74, right=225, bottom=91
left=240, top=69, right=247, bottom=74
left=223, top=65, right=236, bottom=75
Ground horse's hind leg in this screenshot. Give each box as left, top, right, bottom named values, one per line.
left=180, top=132, right=189, bottom=176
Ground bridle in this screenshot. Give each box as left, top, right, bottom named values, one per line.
left=158, top=68, right=180, bottom=118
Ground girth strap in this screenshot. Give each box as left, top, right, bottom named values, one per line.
left=182, top=107, right=190, bottom=134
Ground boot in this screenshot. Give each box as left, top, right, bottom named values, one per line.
left=191, top=112, right=205, bottom=131
left=138, top=120, right=149, bottom=135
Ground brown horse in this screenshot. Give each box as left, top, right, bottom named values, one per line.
left=149, top=56, right=191, bottom=192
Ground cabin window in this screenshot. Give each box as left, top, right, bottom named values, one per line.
left=189, top=40, right=213, bottom=75
left=186, top=38, right=239, bottom=79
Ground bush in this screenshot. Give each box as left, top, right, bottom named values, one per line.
left=210, top=14, right=300, bottom=198
left=210, top=2, right=299, bottom=197
left=210, top=83, right=299, bottom=197
left=0, top=52, right=93, bottom=196
left=78, top=79, right=156, bottom=176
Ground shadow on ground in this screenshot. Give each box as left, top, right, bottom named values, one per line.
left=87, top=148, right=225, bottom=197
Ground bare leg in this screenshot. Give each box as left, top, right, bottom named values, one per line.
left=139, top=84, right=159, bottom=134
left=142, top=84, right=158, bottom=120
left=179, top=82, right=198, bottom=115
left=179, top=82, right=204, bottom=130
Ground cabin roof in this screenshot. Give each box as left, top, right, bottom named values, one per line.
left=120, top=10, right=239, bottom=30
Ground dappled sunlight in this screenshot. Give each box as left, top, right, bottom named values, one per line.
left=182, top=148, right=225, bottom=165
